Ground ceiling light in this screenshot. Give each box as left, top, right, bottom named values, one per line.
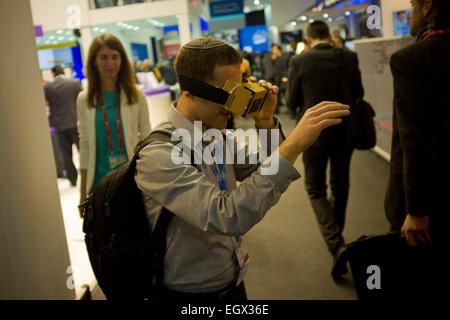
left=126, top=25, right=133, bottom=30
left=66, top=30, right=72, bottom=35
left=93, top=27, right=99, bottom=31
left=133, top=26, right=139, bottom=30
left=69, top=37, right=75, bottom=41
left=58, top=36, right=64, bottom=40
left=345, top=11, right=351, bottom=16
left=300, top=15, right=307, bottom=21
left=309, top=19, right=314, bottom=23
left=291, top=21, right=297, bottom=26
left=328, top=17, right=333, bottom=22
left=100, top=28, right=107, bottom=32
left=323, top=13, right=329, bottom=18
left=49, top=35, right=55, bottom=39
left=52, top=41, right=58, bottom=45
left=45, top=40, right=50, bottom=44
left=56, top=30, right=63, bottom=34
left=244, top=6, right=250, bottom=13
left=254, top=0, right=260, bottom=5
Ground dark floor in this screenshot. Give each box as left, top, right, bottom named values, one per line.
left=235, top=108, right=391, bottom=300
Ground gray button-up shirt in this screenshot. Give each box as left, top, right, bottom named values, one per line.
left=135, top=104, right=301, bottom=293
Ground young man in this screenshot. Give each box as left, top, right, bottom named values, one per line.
left=286, top=21, right=364, bottom=279
left=135, top=38, right=349, bottom=301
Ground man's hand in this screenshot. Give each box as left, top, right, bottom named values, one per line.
left=248, top=76, right=278, bottom=129
left=401, top=214, right=432, bottom=247
left=279, top=101, right=350, bottom=164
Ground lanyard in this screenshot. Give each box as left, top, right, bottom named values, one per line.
left=100, top=93, right=123, bottom=153
left=422, top=28, right=450, bottom=40
left=210, top=162, right=227, bottom=191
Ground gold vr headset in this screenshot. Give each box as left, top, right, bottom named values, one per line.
left=178, top=75, right=268, bottom=118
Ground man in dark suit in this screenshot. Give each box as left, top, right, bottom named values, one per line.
left=274, top=41, right=297, bottom=111
left=386, top=0, right=449, bottom=249
left=286, top=21, right=364, bottom=279
left=44, top=65, right=82, bottom=186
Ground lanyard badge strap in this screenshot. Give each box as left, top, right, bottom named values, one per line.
left=210, top=163, right=227, bottom=191
left=100, top=94, right=123, bottom=153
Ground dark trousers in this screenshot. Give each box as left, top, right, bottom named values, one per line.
left=158, top=281, right=247, bottom=303
left=56, top=127, right=79, bottom=186
left=50, top=131, right=64, bottom=176
left=303, top=142, right=354, bottom=254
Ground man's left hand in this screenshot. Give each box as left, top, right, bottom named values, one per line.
left=401, top=214, right=432, bottom=247
left=248, top=76, right=278, bottom=129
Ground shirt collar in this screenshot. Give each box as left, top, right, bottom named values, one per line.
left=312, top=41, right=331, bottom=48
left=167, top=102, right=206, bottom=152
left=55, top=74, right=65, bottom=80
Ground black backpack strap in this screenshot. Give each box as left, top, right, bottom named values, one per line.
left=133, top=130, right=197, bottom=168
left=153, top=208, right=174, bottom=287
left=132, top=130, right=197, bottom=290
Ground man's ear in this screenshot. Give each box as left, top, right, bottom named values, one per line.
left=423, top=0, right=435, bottom=17
left=182, top=90, right=195, bottom=101
left=328, top=35, right=333, bottom=45
left=306, top=37, right=312, bottom=46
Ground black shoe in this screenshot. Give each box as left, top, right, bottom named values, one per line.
left=331, top=243, right=348, bottom=279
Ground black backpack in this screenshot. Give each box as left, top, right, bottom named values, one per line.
left=81, top=130, right=185, bottom=300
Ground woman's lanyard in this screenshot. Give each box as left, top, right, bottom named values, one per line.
left=210, top=162, right=227, bottom=191
left=422, top=28, right=450, bottom=40
left=100, top=93, right=123, bottom=154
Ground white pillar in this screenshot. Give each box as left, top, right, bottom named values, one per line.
left=178, top=13, right=192, bottom=45
left=0, top=0, right=74, bottom=299
left=80, top=26, right=93, bottom=62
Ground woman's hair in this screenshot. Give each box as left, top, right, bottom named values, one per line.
left=86, top=33, right=139, bottom=108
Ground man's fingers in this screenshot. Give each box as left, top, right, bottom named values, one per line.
left=308, top=101, right=345, bottom=112
left=248, top=76, right=257, bottom=83
left=312, top=109, right=350, bottom=124
left=308, top=103, right=350, bottom=118
left=406, top=232, right=418, bottom=247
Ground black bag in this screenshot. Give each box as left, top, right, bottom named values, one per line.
left=347, top=98, right=377, bottom=150
left=336, top=49, right=376, bottom=150
left=81, top=130, right=183, bottom=300
left=346, top=232, right=435, bottom=300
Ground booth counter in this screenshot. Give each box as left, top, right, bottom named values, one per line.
left=145, top=84, right=172, bottom=128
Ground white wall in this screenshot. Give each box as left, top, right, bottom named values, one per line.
left=381, top=0, right=411, bottom=37
left=0, top=0, right=74, bottom=299
left=30, top=0, right=91, bottom=31
left=30, top=0, right=191, bottom=62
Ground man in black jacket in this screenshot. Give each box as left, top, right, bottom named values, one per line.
left=386, top=0, right=449, bottom=249
left=44, top=65, right=82, bottom=186
left=286, top=21, right=364, bottom=279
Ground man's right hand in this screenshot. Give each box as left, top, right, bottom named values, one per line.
left=280, top=101, right=350, bottom=164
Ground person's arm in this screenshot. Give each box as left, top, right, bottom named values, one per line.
left=286, top=56, right=304, bottom=112
left=390, top=50, right=434, bottom=245
left=76, top=94, right=89, bottom=218
left=280, top=101, right=349, bottom=164
left=137, top=90, right=151, bottom=139
left=351, top=52, right=364, bottom=101
left=79, top=169, right=87, bottom=218
left=136, top=101, right=349, bottom=236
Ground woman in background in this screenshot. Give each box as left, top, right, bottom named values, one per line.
left=77, top=33, right=151, bottom=217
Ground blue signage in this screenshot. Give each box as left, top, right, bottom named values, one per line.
left=210, top=0, right=243, bottom=18
left=238, top=25, right=270, bottom=53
